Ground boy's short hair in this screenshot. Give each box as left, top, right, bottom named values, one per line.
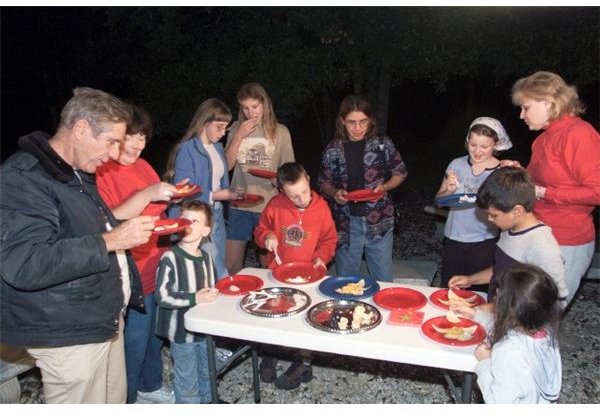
left=180, top=200, right=212, bottom=227
left=277, top=162, right=308, bottom=189
left=476, top=167, right=535, bottom=212
left=126, top=104, right=154, bottom=141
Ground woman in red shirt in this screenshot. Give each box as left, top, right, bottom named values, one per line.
left=97, top=105, right=178, bottom=403
left=510, top=71, right=600, bottom=305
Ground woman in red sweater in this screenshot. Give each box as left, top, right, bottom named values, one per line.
left=97, top=105, right=178, bottom=403
left=510, top=71, right=600, bottom=305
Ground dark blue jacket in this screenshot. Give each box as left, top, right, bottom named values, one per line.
left=0, top=131, right=143, bottom=347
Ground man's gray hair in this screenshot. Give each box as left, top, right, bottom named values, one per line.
left=60, top=87, right=132, bottom=135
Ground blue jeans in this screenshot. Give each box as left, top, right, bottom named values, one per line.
left=335, top=215, right=394, bottom=281
left=226, top=208, right=261, bottom=241
left=170, top=340, right=210, bottom=404
left=202, top=203, right=228, bottom=280
left=124, top=294, right=164, bottom=403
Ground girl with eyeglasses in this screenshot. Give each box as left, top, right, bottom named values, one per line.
left=318, top=95, right=407, bottom=281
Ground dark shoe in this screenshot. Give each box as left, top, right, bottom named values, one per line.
left=259, top=356, right=278, bottom=383
left=274, top=362, right=313, bottom=390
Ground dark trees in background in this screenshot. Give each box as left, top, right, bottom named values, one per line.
left=1, top=6, right=598, bottom=173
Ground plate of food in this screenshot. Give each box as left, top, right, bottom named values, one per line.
left=435, top=193, right=477, bottom=208
left=215, top=275, right=264, bottom=296
left=151, top=218, right=192, bottom=236
left=248, top=168, right=277, bottom=179
left=373, top=287, right=427, bottom=310
left=306, top=299, right=382, bottom=334
left=231, top=193, right=265, bottom=208
left=421, top=316, right=486, bottom=346
left=429, top=288, right=486, bottom=310
left=271, top=261, right=327, bottom=285
left=345, top=189, right=384, bottom=202
left=173, top=183, right=202, bottom=199
left=318, top=276, right=380, bottom=300
left=240, top=287, right=311, bottom=318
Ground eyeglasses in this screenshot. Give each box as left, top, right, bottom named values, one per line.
left=343, top=118, right=370, bottom=128
left=212, top=122, right=229, bottom=133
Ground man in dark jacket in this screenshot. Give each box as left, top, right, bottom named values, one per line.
left=0, top=87, right=156, bottom=403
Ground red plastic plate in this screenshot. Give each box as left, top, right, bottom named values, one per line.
left=215, top=275, right=264, bottom=295
left=173, top=184, right=201, bottom=199
left=345, top=189, right=384, bottom=202
left=429, top=288, right=486, bottom=310
left=373, top=287, right=427, bottom=310
left=272, top=261, right=326, bottom=284
left=248, top=168, right=277, bottom=179
left=152, top=218, right=192, bottom=236
left=421, top=316, right=486, bottom=347
left=231, top=193, right=265, bottom=208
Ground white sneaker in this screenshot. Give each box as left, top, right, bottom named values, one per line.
left=136, top=386, right=175, bottom=404
left=215, top=347, right=233, bottom=364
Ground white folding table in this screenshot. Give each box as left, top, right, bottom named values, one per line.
left=185, top=267, right=481, bottom=403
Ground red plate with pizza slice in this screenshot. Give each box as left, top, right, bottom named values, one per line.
left=429, top=288, right=486, bottom=310
left=173, top=183, right=202, bottom=199
left=151, top=218, right=192, bottom=236
left=421, top=316, right=486, bottom=347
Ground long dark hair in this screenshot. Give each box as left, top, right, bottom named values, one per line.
left=491, top=263, right=561, bottom=346
left=334, top=95, right=378, bottom=141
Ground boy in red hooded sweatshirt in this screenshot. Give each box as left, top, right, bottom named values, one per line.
left=253, top=162, right=337, bottom=390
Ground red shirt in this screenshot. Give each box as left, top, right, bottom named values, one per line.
left=97, top=159, right=169, bottom=295
left=254, top=191, right=338, bottom=269
left=527, top=115, right=600, bottom=245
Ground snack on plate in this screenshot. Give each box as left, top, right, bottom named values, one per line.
left=228, top=285, right=241, bottom=292
left=287, top=275, right=309, bottom=283
left=328, top=304, right=376, bottom=330
left=438, top=288, right=478, bottom=307
left=154, top=222, right=179, bottom=232
left=335, top=279, right=368, bottom=296
left=458, top=194, right=476, bottom=203
left=176, top=184, right=196, bottom=194
left=446, top=310, right=461, bottom=323
left=431, top=323, right=478, bottom=341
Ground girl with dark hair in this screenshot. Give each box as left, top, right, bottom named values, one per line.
left=469, top=263, right=562, bottom=403
left=318, top=95, right=407, bottom=281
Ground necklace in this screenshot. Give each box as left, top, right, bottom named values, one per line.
left=297, top=208, right=305, bottom=226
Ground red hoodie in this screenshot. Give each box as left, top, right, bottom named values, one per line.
left=254, top=190, right=338, bottom=269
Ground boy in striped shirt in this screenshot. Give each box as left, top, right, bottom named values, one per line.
left=155, top=200, right=219, bottom=403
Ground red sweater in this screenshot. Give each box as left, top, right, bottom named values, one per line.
left=527, top=115, right=600, bottom=245
left=97, top=159, right=169, bottom=295
left=254, top=191, right=338, bottom=269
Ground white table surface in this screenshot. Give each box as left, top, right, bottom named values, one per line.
left=184, top=267, right=480, bottom=373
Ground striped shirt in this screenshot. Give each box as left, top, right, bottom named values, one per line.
left=155, top=245, right=215, bottom=343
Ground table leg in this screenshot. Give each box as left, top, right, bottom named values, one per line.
left=462, top=372, right=473, bottom=403
left=251, top=347, right=261, bottom=403
left=206, top=335, right=219, bottom=404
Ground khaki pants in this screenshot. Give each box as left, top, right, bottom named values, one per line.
left=27, top=315, right=127, bottom=404
left=106, top=314, right=126, bottom=403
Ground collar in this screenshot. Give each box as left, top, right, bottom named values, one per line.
left=18, top=131, right=75, bottom=183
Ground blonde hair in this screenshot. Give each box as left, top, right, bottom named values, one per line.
left=163, top=98, right=232, bottom=182
left=511, top=71, right=586, bottom=121
left=236, top=82, right=278, bottom=141
left=60, top=87, right=132, bottom=136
